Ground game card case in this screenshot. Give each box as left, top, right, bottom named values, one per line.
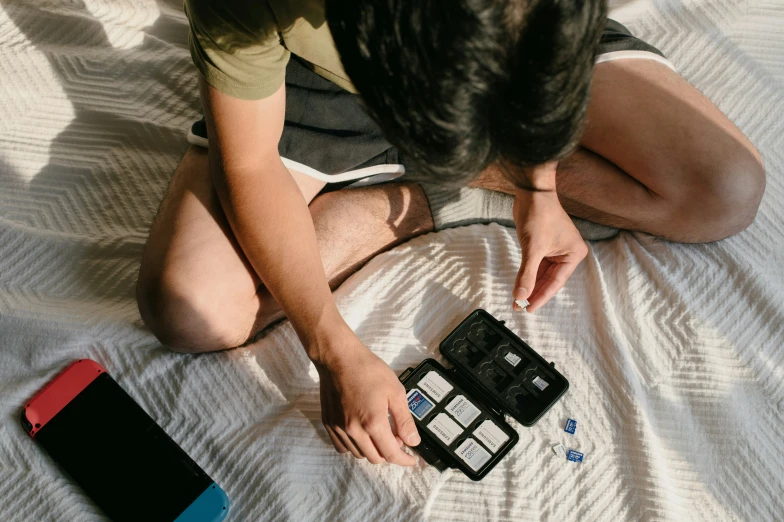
left=399, top=309, right=569, bottom=480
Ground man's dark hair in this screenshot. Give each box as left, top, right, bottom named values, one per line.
left=326, top=0, right=607, bottom=187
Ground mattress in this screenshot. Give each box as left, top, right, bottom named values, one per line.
left=1, top=0, right=783, bottom=520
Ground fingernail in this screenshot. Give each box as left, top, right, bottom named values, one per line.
left=409, top=431, right=421, bottom=445
left=514, top=299, right=529, bottom=311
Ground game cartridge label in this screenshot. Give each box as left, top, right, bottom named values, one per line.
left=418, top=371, right=453, bottom=402
left=407, top=388, right=435, bottom=420
left=473, top=420, right=509, bottom=453
left=456, top=438, right=492, bottom=471
left=427, top=413, right=463, bottom=445
left=504, top=351, right=522, bottom=367
left=532, top=376, right=549, bottom=391
left=445, top=395, right=481, bottom=427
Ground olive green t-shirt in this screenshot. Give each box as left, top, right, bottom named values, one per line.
left=185, top=0, right=356, bottom=100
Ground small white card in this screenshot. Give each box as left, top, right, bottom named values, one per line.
left=473, top=420, right=509, bottom=453
left=427, top=413, right=463, bottom=445
left=532, top=376, right=549, bottom=391
left=456, top=438, right=492, bottom=471
left=552, top=443, right=567, bottom=459
left=504, top=352, right=522, bottom=367
left=446, top=395, right=481, bottom=427
left=418, top=371, right=453, bottom=402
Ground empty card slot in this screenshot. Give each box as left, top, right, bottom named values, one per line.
left=479, top=361, right=513, bottom=392
left=506, top=385, right=534, bottom=412
left=466, top=320, right=502, bottom=351
left=452, top=338, right=486, bottom=367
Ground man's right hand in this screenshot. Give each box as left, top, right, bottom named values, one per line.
left=313, top=330, right=420, bottom=465
left=198, top=78, right=419, bottom=465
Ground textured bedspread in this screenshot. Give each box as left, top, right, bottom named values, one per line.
left=1, top=0, right=783, bottom=520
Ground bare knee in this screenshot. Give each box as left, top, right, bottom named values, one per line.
left=136, top=269, right=251, bottom=353
left=663, top=147, right=765, bottom=243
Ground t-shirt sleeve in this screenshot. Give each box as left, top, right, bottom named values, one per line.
left=185, top=0, right=290, bottom=100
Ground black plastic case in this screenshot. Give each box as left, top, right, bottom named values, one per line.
left=399, top=309, right=569, bottom=480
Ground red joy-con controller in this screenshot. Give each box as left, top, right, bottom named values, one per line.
left=24, top=359, right=106, bottom=437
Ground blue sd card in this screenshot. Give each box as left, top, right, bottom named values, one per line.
left=407, top=389, right=435, bottom=420
left=564, top=419, right=577, bottom=435
left=567, top=450, right=584, bottom=463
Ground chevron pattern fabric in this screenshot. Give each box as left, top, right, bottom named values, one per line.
left=1, top=0, right=782, bottom=520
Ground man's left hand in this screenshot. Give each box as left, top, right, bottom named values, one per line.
left=511, top=163, right=588, bottom=312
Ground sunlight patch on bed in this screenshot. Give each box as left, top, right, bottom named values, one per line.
left=82, top=0, right=160, bottom=50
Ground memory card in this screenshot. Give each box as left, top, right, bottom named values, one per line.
left=427, top=413, right=463, bottom=445
left=418, top=371, right=453, bottom=402
left=473, top=420, right=509, bottom=453
left=445, top=395, right=481, bottom=427
left=532, top=376, right=549, bottom=391
left=552, top=444, right=567, bottom=459
left=456, top=438, right=491, bottom=471
left=406, top=388, right=435, bottom=420
left=504, top=351, right=522, bottom=367
left=567, top=449, right=584, bottom=463
left=564, top=418, right=577, bottom=435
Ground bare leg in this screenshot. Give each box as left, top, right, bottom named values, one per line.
left=136, top=146, right=433, bottom=352
left=476, top=59, right=765, bottom=242
left=310, top=184, right=434, bottom=288
left=137, top=59, right=765, bottom=352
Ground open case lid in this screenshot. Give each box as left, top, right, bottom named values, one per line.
left=439, top=309, right=569, bottom=426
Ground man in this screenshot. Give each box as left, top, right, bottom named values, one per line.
left=136, top=0, right=764, bottom=466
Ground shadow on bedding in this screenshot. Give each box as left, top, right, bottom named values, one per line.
left=2, top=0, right=773, bottom=519
left=0, top=0, right=198, bottom=314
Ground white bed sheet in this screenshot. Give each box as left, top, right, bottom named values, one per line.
left=1, top=0, right=783, bottom=520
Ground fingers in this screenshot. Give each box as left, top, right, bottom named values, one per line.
left=343, top=412, right=416, bottom=466
left=347, top=430, right=386, bottom=464
left=319, top=361, right=420, bottom=467
left=527, top=260, right=580, bottom=312
left=322, top=390, right=363, bottom=458
left=330, top=425, right=363, bottom=459
left=364, top=421, right=417, bottom=466
left=326, top=419, right=416, bottom=465
left=326, top=410, right=418, bottom=466
left=325, top=425, right=349, bottom=454
left=388, top=392, right=421, bottom=447
left=345, top=422, right=405, bottom=466
left=513, top=246, right=542, bottom=310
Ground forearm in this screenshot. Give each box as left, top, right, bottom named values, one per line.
left=198, top=76, right=353, bottom=360
left=211, top=156, right=347, bottom=359
left=512, top=162, right=560, bottom=227
left=472, top=159, right=557, bottom=195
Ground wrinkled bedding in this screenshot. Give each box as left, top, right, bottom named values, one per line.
left=1, top=0, right=783, bottom=520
